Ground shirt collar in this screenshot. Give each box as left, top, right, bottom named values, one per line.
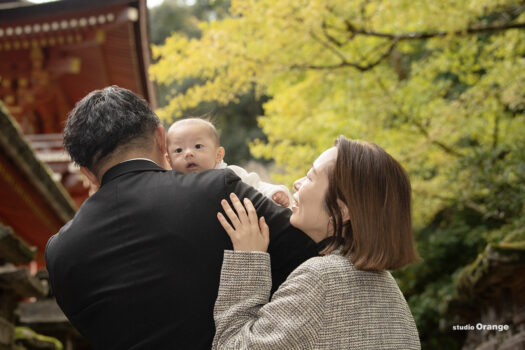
left=119, top=158, right=159, bottom=166
left=100, top=159, right=165, bottom=186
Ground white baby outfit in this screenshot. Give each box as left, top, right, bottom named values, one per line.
left=215, top=161, right=293, bottom=208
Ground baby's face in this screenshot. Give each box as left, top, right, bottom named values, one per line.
left=166, top=123, right=222, bottom=174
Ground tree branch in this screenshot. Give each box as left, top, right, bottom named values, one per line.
left=290, top=38, right=398, bottom=71
left=411, top=119, right=463, bottom=157
left=321, top=21, right=345, bottom=47
left=492, top=111, right=500, bottom=152
left=310, top=31, right=349, bottom=62
left=295, top=19, right=525, bottom=72
left=368, top=75, right=465, bottom=158
left=344, top=20, right=525, bottom=41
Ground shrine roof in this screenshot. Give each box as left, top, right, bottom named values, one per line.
left=0, top=0, right=156, bottom=108
left=0, top=223, right=36, bottom=264
left=0, top=0, right=157, bottom=267
left=0, top=0, right=139, bottom=23
left=18, top=300, right=69, bottom=325
left=0, top=104, right=76, bottom=265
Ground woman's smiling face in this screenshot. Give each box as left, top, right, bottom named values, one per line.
left=290, top=147, right=337, bottom=243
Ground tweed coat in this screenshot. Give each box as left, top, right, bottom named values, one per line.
left=213, top=250, right=420, bottom=349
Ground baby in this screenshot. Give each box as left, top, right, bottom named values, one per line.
left=165, top=118, right=292, bottom=207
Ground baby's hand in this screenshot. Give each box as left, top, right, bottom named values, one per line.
left=272, top=191, right=290, bottom=207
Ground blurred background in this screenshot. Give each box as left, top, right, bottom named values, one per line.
left=0, top=0, right=524, bottom=349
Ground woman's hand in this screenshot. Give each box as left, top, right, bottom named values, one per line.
left=217, top=193, right=270, bottom=252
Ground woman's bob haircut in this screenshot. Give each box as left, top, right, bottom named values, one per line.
left=323, top=136, right=420, bottom=271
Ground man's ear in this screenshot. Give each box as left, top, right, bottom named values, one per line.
left=165, top=154, right=172, bottom=169
left=80, top=166, right=100, bottom=193
left=216, top=146, right=225, bottom=163
left=155, top=124, right=167, bottom=156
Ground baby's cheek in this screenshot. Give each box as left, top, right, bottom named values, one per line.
left=170, top=160, right=184, bottom=172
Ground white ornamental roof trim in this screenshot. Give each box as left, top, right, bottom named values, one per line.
left=0, top=8, right=138, bottom=39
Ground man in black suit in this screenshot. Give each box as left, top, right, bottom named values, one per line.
left=45, top=86, right=317, bottom=349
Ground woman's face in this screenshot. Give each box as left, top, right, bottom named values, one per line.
left=290, top=147, right=337, bottom=243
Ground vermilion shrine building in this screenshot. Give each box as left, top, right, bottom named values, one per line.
left=0, top=0, right=156, bottom=348
left=0, top=0, right=156, bottom=265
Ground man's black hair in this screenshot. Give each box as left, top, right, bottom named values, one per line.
left=63, top=86, right=160, bottom=173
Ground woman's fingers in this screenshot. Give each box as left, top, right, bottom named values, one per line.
left=229, top=193, right=249, bottom=225
left=221, top=199, right=241, bottom=229
left=244, top=198, right=259, bottom=234
left=217, top=212, right=235, bottom=237
left=217, top=195, right=270, bottom=252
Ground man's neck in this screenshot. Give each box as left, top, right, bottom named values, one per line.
left=96, top=152, right=168, bottom=183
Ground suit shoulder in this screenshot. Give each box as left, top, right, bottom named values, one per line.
left=202, top=168, right=243, bottom=191
left=191, top=168, right=237, bottom=182
left=173, top=169, right=238, bottom=198
left=46, top=219, right=72, bottom=247
left=221, top=167, right=241, bottom=184
left=45, top=218, right=74, bottom=266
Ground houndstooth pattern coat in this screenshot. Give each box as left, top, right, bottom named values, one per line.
left=213, top=250, right=420, bottom=350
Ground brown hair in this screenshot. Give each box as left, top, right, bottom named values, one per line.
left=323, top=136, right=420, bottom=270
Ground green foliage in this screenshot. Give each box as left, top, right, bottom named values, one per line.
left=501, top=215, right=525, bottom=244
left=149, top=2, right=200, bottom=45
left=149, top=0, right=233, bottom=44
left=149, top=0, right=266, bottom=164
left=407, top=280, right=463, bottom=349
left=393, top=207, right=500, bottom=349
left=15, top=326, right=63, bottom=350
left=150, top=0, right=525, bottom=347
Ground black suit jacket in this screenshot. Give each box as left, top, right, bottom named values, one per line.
left=45, top=160, right=317, bottom=349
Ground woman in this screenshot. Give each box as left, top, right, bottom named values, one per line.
left=213, top=136, right=421, bottom=349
